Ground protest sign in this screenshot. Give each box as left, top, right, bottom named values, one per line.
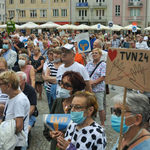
left=105, top=48, right=150, bottom=92
left=43, top=114, right=71, bottom=131
left=75, top=32, right=91, bottom=53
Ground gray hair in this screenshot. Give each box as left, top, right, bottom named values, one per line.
left=16, top=71, right=27, bottom=82
left=112, top=92, right=150, bottom=126
left=19, top=53, right=29, bottom=61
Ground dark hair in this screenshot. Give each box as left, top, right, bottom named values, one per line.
left=62, top=71, right=86, bottom=94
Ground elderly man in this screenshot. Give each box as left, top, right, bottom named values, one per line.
left=56, top=44, right=92, bottom=98
left=0, top=70, right=30, bottom=150
left=1, top=39, right=17, bottom=69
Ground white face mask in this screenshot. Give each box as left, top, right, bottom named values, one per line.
left=18, top=60, right=26, bottom=67
left=52, top=58, right=61, bottom=63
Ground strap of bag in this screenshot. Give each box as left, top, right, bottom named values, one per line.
left=2, top=104, right=8, bottom=121
left=90, top=60, right=104, bottom=78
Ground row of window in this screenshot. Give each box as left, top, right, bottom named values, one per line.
left=8, top=9, right=68, bottom=18
left=9, top=0, right=66, bottom=4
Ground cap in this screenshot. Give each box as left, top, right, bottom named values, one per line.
left=62, top=44, right=76, bottom=53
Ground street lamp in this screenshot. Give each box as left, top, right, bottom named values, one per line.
left=16, top=9, right=20, bottom=24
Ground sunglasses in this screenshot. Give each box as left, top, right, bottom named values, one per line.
left=110, top=107, right=131, bottom=117
left=70, top=104, right=87, bottom=110
left=59, top=81, right=72, bottom=89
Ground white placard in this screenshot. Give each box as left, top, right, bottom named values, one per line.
left=75, top=32, right=91, bottom=53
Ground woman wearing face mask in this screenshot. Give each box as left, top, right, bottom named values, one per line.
left=18, top=53, right=35, bottom=88
left=56, top=91, right=107, bottom=150
left=43, top=71, right=86, bottom=150
left=44, top=48, right=62, bottom=111
left=30, top=46, right=45, bottom=100
left=111, top=92, right=150, bottom=150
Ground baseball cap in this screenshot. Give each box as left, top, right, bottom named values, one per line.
left=62, top=44, right=75, bottom=53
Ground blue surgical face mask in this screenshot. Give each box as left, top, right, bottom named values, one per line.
left=2, top=44, right=9, bottom=50
left=59, top=87, right=71, bottom=99
left=111, top=114, right=133, bottom=134
left=71, top=111, right=86, bottom=124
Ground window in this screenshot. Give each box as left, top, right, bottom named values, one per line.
left=8, top=10, right=15, bottom=18
left=130, top=8, right=140, bottom=16
left=54, top=0, right=58, bottom=2
left=0, top=15, right=1, bottom=21
left=96, top=0, right=105, bottom=2
left=31, top=0, right=36, bottom=3
left=41, top=0, right=46, bottom=3
left=40, top=10, right=47, bottom=17
left=30, top=10, right=37, bottom=18
left=53, top=9, right=59, bottom=16
left=96, top=9, right=104, bottom=16
left=2, top=4, right=4, bottom=9
left=115, top=5, right=120, bottom=16
left=61, top=0, right=66, bottom=2
left=20, top=0, right=25, bottom=4
left=19, top=10, right=26, bottom=17
left=79, top=0, right=87, bottom=2
left=79, top=10, right=87, bottom=17
left=9, top=0, right=14, bottom=4
left=61, top=9, right=67, bottom=17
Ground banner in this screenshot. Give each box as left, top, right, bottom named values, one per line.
left=105, top=48, right=150, bottom=92
left=75, top=32, right=91, bottom=53
left=43, top=114, right=71, bottom=131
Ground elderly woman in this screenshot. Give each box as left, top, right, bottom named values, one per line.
left=57, top=91, right=107, bottom=150
left=18, top=53, right=35, bottom=88
left=86, top=48, right=106, bottom=126
left=43, top=71, right=86, bottom=150
left=111, top=92, right=150, bottom=150
left=30, top=46, right=44, bottom=100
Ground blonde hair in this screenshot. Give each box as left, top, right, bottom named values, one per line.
left=0, top=70, right=19, bottom=90
left=0, top=57, right=8, bottom=69
left=93, top=48, right=102, bottom=55
left=73, top=91, right=98, bottom=117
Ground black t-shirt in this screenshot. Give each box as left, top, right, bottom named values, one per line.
left=23, top=83, right=37, bottom=105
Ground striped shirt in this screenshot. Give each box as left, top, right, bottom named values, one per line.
left=46, top=62, right=58, bottom=93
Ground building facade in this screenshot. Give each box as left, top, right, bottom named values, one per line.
left=113, top=0, right=148, bottom=28
left=71, top=0, right=112, bottom=25
left=6, top=0, right=70, bottom=25
left=0, top=0, right=6, bottom=24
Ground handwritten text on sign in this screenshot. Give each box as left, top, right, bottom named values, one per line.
left=105, top=48, right=150, bottom=92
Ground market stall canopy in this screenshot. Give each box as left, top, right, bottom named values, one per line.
left=38, top=21, right=61, bottom=29
left=18, top=22, right=39, bottom=29
left=57, top=24, right=77, bottom=30
left=90, top=24, right=109, bottom=30
left=144, top=26, right=150, bottom=31
left=123, top=24, right=141, bottom=30
left=74, top=24, right=91, bottom=30
left=0, top=24, right=20, bottom=29
left=107, top=24, right=123, bottom=31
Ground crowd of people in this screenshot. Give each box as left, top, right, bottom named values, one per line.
left=0, top=30, right=150, bottom=150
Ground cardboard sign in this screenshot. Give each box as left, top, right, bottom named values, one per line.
left=43, top=114, right=71, bottom=131
left=75, top=32, right=91, bottom=53
left=132, top=25, right=137, bottom=32
left=105, top=48, right=150, bottom=92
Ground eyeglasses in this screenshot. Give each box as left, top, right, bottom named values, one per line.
left=92, top=52, right=99, bottom=55
left=59, top=81, right=72, bottom=89
left=110, top=107, right=132, bottom=117
left=70, top=104, right=87, bottom=110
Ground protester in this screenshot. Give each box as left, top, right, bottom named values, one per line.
left=43, top=71, right=86, bottom=150
left=86, top=48, right=106, bottom=126
left=111, top=92, right=150, bottom=150
left=19, top=53, right=35, bottom=88
left=57, top=91, right=107, bottom=150
left=30, top=46, right=44, bottom=100
left=1, top=39, right=17, bottom=69
left=0, top=70, right=30, bottom=149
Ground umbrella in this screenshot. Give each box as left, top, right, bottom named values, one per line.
left=74, top=24, right=91, bottom=30
left=38, top=21, right=60, bottom=29
left=0, top=24, right=20, bottom=29
left=107, top=24, right=123, bottom=31
left=144, top=26, right=150, bottom=31
left=18, top=22, right=39, bottom=29
left=57, top=24, right=77, bottom=30
left=123, top=24, right=141, bottom=30
left=90, top=24, right=109, bottom=30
